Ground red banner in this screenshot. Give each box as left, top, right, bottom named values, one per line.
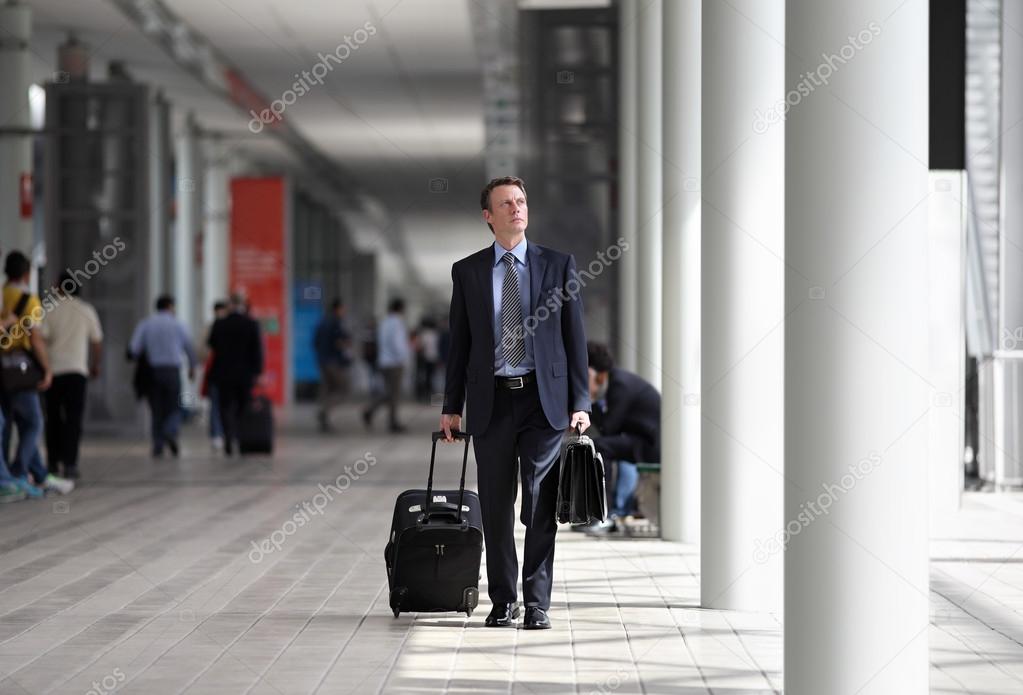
left=230, top=177, right=286, bottom=405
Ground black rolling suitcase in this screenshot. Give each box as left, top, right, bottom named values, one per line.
left=384, top=431, right=483, bottom=618
left=238, top=394, right=274, bottom=454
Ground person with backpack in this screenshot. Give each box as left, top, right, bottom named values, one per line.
left=0, top=251, right=74, bottom=498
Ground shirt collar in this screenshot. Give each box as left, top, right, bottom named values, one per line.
left=493, top=237, right=528, bottom=267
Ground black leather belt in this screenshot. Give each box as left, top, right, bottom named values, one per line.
left=495, top=372, right=536, bottom=390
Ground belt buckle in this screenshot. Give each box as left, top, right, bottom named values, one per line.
left=508, top=376, right=524, bottom=390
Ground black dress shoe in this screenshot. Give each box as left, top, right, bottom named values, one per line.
left=523, top=606, right=551, bottom=630
left=484, top=602, right=520, bottom=627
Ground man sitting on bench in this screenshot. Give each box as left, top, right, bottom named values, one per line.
left=585, top=341, right=661, bottom=534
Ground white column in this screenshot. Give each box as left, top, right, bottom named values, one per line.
left=785, top=1, right=929, bottom=692
left=203, top=138, right=229, bottom=322
left=635, top=0, right=662, bottom=385
left=174, top=115, right=201, bottom=336
left=994, top=0, right=1023, bottom=488
left=927, top=171, right=965, bottom=518
left=660, top=0, right=700, bottom=543
left=617, top=0, right=638, bottom=373
left=0, top=2, right=33, bottom=257
left=701, top=0, right=784, bottom=611
left=148, top=92, right=169, bottom=307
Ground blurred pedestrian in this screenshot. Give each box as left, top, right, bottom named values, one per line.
left=313, top=298, right=352, bottom=432
left=414, top=317, right=440, bottom=402
left=0, top=251, right=73, bottom=497
left=362, top=298, right=409, bottom=433
left=207, top=292, right=263, bottom=456
left=201, top=300, right=229, bottom=451
left=41, top=271, right=103, bottom=480
left=128, top=295, right=197, bottom=457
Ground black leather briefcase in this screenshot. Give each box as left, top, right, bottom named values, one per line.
left=556, top=428, right=608, bottom=525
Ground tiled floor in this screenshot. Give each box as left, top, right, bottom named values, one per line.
left=0, top=402, right=1019, bottom=694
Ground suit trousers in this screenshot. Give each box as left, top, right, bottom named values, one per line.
left=217, top=379, right=252, bottom=455
left=472, top=378, right=564, bottom=610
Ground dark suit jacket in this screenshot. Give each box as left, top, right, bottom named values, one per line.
left=443, top=241, right=590, bottom=435
left=591, top=368, right=661, bottom=463
left=207, top=312, right=263, bottom=386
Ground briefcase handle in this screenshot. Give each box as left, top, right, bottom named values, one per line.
left=425, top=430, right=471, bottom=523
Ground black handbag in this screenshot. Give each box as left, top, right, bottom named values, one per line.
left=556, top=426, right=608, bottom=525
left=0, top=293, right=43, bottom=393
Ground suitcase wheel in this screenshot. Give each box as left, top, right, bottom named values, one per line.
left=465, top=607, right=473, bottom=618
left=390, top=587, right=407, bottom=618
left=462, top=587, right=479, bottom=614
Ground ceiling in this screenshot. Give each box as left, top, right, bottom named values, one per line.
left=22, top=0, right=498, bottom=294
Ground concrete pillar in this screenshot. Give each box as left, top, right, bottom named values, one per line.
left=785, top=1, right=929, bottom=692
left=0, top=2, right=33, bottom=258
left=148, top=92, right=170, bottom=307
left=617, top=0, right=639, bottom=372
left=175, top=115, right=201, bottom=335
left=701, top=0, right=784, bottom=611
left=203, top=138, right=229, bottom=322
left=994, top=0, right=1023, bottom=488
left=660, top=0, right=700, bottom=543
left=635, top=0, right=662, bottom=385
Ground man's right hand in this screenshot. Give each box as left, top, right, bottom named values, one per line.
left=440, top=413, right=461, bottom=442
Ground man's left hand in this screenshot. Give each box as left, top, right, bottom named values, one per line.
left=569, top=411, right=590, bottom=434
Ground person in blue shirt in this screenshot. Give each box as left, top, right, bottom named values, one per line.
left=313, top=298, right=353, bottom=432
left=362, top=298, right=410, bottom=433
left=129, top=295, right=197, bottom=457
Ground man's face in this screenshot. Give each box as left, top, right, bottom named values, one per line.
left=483, top=184, right=528, bottom=236
left=588, top=367, right=608, bottom=401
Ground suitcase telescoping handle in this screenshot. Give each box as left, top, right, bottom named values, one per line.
left=424, top=430, right=471, bottom=523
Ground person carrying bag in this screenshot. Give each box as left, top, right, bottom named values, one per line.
left=0, top=292, right=45, bottom=393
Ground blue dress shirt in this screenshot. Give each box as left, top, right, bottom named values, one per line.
left=492, top=238, right=535, bottom=376
left=129, top=311, right=198, bottom=368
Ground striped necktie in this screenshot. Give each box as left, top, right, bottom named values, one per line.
left=500, top=252, right=526, bottom=367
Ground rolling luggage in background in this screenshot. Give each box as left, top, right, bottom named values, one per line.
left=384, top=431, right=483, bottom=618
left=238, top=394, right=274, bottom=454
left=556, top=426, right=608, bottom=525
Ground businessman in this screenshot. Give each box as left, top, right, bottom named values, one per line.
left=440, top=176, right=590, bottom=630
